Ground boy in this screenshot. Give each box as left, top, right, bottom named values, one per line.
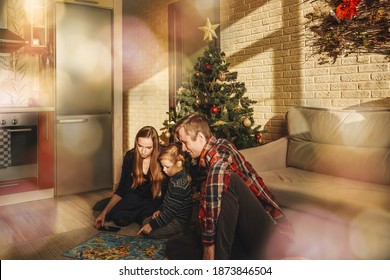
left=137, top=143, right=193, bottom=239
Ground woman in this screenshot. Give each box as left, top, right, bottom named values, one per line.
left=94, top=126, right=166, bottom=228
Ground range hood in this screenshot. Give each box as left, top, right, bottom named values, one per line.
left=0, top=0, right=28, bottom=53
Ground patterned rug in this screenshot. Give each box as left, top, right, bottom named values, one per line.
left=63, top=232, right=166, bottom=260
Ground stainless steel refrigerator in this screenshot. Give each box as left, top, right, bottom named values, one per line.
left=55, top=3, right=113, bottom=196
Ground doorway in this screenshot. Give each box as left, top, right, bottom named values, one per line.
left=168, top=0, right=220, bottom=109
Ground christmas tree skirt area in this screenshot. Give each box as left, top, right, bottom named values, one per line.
left=63, top=232, right=166, bottom=260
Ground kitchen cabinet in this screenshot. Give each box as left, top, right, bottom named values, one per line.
left=24, top=0, right=48, bottom=54
left=30, top=0, right=47, bottom=48
left=0, top=110, right=54, bottom=197
left=0, top=178, right=38, bottom=196
left=0, top=109, right=55, bottom=196
left=37, top=111, right=54, bottom=189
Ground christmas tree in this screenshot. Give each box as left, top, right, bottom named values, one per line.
left=162, top=40, right=265, bottom=149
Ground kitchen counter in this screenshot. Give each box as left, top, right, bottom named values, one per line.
left=0, top=107, right=55, bottom=113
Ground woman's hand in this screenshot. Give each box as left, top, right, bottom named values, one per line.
left=94, top=212, right=106, bottom=228
left=93, top=195, right=121, bottom=228
left=137, top=223, right=152, bottom=235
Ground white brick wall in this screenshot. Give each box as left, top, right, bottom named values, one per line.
left=220, top=0, right=390, bottom=141
left=123, top=0, right=390, bottom=146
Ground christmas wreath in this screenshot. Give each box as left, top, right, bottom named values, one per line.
left=305, top=0, right=390, bottom=64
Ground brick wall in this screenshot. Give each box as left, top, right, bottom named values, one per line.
left=123, top=0, right=390, bottom=148
left=220, top=0, right=390, bottom=141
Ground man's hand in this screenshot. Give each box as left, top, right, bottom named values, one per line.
left=137, top=223, right=152, bottom=236
left=203, top=245, right=215, bottom=260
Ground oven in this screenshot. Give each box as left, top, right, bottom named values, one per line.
left=0, top=112, right=38, bottom=184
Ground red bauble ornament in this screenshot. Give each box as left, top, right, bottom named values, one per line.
left=255, top=133, right=262, bottom=139
left=204, top=63, right=212, bottom=71
left=210, top=105, right=219, bottom=114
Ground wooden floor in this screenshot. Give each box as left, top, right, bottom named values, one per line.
left=0, top=188, right=113, bottom=247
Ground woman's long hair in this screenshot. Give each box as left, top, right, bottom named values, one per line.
left=132, top=126, right=163, bottom=198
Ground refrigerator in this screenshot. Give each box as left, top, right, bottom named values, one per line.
left=55, top=3, right=113, bottom=196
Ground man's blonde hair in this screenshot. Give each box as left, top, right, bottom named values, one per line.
left=174, top=113, right=212, bottom=142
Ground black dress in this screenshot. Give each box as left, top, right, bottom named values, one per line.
left=106, top=150, right=164, bottom=226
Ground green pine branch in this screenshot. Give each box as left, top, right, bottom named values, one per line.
left=162, top=41, right=267, bottom=149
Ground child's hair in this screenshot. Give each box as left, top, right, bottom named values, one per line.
left=158, top=143, right=184, bottom=165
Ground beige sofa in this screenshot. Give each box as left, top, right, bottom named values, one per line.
left=240, top=107, right=390, bottom=259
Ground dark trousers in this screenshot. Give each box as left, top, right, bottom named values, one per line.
left=93, top=195, right=159, bottom=226
left=108, top=198, right=156, bottom=226
left=166, top=173, right=289, bottom=259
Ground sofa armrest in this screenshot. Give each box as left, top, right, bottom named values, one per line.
left=240, top=137, right=288, bottom=172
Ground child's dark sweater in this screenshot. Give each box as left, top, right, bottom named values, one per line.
left=149, top=168, right=193, bottom=229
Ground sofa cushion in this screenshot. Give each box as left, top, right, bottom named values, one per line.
left=260, top=167, right=390, bottom=259
left=287, top=140, right=390, bottom=185
left=286, top=107, right=390, bottom=185
left=261, top=167, right=390, bottom=215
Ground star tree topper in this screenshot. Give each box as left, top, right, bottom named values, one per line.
left=198, top=18, right=220, bottom=41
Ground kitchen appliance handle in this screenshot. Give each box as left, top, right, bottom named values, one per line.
left=75, top=0, right=99, bottom=4
left=57, top=119, right=89, bottom=124
left=0, top=183, right=19, bottom=188
left=9, top=128, right=33, bottom=133
left=45, top=113, right=49, bottom=141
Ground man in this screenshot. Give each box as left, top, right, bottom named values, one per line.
left=168, top=113, right=293, bottom=260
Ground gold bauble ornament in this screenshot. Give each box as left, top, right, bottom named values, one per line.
left=243, top=117, right=252, bottom=127
left=195, top=98, right=201, bottom=107
left=164, top=131, right=171, bottom=139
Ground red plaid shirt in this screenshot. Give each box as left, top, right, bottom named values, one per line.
left=198, top=136, right=294, bottom=246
